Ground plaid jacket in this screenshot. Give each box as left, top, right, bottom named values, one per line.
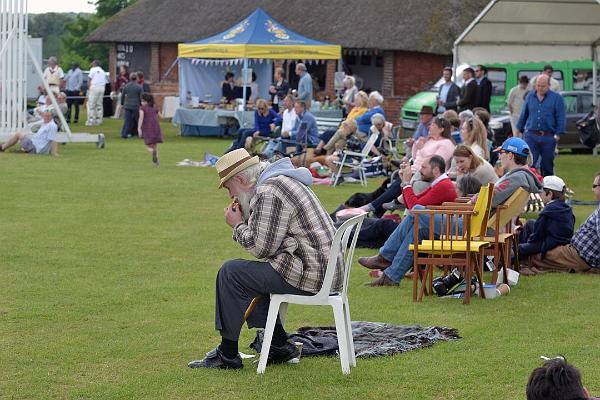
left=233, top=175, right=342, bottom=293
left=571, top=206, right=600, bottom=268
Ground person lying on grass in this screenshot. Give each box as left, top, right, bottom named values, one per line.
left=0, top=111, right=59, bottom=156
left=188, top=148, right=341, bottom=370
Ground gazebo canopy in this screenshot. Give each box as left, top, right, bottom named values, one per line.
left=454, top=0, right=600, bottom=64
left=177, top=8, right=341, bottom=60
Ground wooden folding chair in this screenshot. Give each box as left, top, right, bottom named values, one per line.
left=409, top=183, right=494, bottom=305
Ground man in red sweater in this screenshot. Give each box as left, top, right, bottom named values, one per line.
left=399, top=155, right=457, bottom=210
left=359, top=155, right=457, bottom=286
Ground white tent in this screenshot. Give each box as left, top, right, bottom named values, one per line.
left=453, top=0, right=600, bottom=105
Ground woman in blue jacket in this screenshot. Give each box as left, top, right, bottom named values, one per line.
left=226, top=99, right=281, bottom=153
left=518, top=175, right=574, bottom=259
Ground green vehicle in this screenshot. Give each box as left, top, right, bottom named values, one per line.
left=400, top=60, right=598, bottom=132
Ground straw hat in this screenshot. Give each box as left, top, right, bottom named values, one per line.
left=215, top=148, right=259, bottom=188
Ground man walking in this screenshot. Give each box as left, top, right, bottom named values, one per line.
left=120, top=73, right=143, bottom=138
left=515, top=74, right=565, bottom=176
left=64, top=62, right=83, bottom=123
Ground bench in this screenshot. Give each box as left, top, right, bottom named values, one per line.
left=315, top=115, right=343, bottom=136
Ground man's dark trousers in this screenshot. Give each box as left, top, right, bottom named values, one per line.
left=65, top=90, right=80, bottom=122
left=215, top=259, right=311, bottom=341
left=121, top=108, right=139, bottom=138
left=524, top=131, right=556, bottom=176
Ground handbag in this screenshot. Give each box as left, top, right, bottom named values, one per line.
left=576, top=110, right=599, bottom=148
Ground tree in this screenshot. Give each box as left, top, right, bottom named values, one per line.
left=94, top=0, right=137, bottom=19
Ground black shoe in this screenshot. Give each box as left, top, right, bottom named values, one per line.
left=188, top=347, right=243, bottom=369
left=266, top=340, right=300, bottom=364
left=152, top=149, right=158, bottom=165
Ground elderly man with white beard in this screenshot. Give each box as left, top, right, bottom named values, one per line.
left=188, top=148, right=341, bottom=370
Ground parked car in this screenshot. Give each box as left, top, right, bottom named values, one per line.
left=489, top=91, right=597, bottom=150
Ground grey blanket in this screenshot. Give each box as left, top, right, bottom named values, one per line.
left=250, top=321, right=460, bottom=358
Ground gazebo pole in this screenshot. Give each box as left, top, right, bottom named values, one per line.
left=241, top=57, right=248, bottom=128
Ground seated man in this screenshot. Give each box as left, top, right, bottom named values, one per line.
left=358, top=155, right=457, bottom=285
left=0, top=111, right=59, bottom=156
left=527, top=171, right=600, bottom=273
left=276, top=100, right=319, bottom=164
left=261, top=95, right=296, bottom=159
left=188, top=149, right=341, bottom=369
left=518, top=175, right=574, bottom=265
left=359, top=137, right=542, bottom=287
left=527, top=356, right=599, bottom=400
left=404, top=105, right=434, bottom=158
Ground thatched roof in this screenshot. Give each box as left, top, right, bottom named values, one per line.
left=88, top=0, right=489, bottom=55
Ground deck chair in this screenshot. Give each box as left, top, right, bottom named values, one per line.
left=332, top=132, right=380, bottom=187
left=257, top=213, right=367, bottom=375
left=409, top=183, right=494, bottom=305
left=441, top=188, right=530, bottom=282
left=273, top=121, right=314, bottom=164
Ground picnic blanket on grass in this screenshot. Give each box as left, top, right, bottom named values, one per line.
left=250, top=321, right=460, bottom=358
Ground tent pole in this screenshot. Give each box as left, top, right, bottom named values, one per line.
left=593, top=45, right=597, bottom=107
left=452, top=45, right=458, bottom=79
left=241, top=57, right=248, bottom=128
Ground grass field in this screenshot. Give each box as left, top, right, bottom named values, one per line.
left=1, top=115, right=600, bottom=399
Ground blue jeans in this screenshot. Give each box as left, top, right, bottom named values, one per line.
left=524, top=132, right=556, bottom=176
left=369, top=179, right=401, bottom=217
left=121, top=108, right=139, bottom=138
left=379, top=205, right=463, bottom=283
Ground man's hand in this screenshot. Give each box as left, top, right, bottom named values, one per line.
left=401, top=164, right=413, bottom=183
left=224, top=204, right=243, bottom=227
left=281, top=131, right=290, bottom=138
left=269, top=123, right=276, bottom=132
left=252, top=131, right=260, bottom=138
left=514, top=129, right=522, bottom=138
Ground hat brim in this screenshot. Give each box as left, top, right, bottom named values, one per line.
left=218, top=155, right=259, bottom=188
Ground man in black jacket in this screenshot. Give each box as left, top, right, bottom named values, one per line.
left=436, top=67, right=461, bottom=113
left=458, top=67, right=477, bottom=112
left=475, top=64, right=493, bottom=112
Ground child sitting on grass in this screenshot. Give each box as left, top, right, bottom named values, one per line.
left=518, top=175, right=574, bottom=265
left=138, top=93, right=163, bottom=166
left=527, top=356, right=600, bottom=400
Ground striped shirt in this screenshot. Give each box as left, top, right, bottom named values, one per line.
left=233, top=175, right=342, bottom=293
left=571, top=206, right=600, bottom=268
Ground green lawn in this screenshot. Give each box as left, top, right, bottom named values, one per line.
left=1, top=116, right=600, bottom=399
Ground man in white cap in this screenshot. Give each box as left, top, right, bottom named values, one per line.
left=188, top=148, right=340, bottom=369
left=527, top=171, right=600, bottom=274
left=518, top=175, right=575, bottom=268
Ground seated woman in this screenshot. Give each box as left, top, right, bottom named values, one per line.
left=460, top=115, right=489, bottom=160
left=368, top=113, right=393, bottom=156
left=314, top=91, right=369, bottom=155
left=225, top=99, right=281, bottom=153
left=450, top=145, right=497, bottom=186
left=221, top=72, right=236, bottom=103
left=442, top=109, right=462, bottom=144
left=359, top=117, right=456, bottom=216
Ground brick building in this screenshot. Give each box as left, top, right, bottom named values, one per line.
left=88, top=0, right=488, bottom=123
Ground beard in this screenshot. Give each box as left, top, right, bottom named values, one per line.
left=236, top=188, right=254, bottom=222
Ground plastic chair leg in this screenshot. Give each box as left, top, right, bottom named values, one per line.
left=257, top=298, right=283, bottom=374
left=343, top=301, right=356, bottom=367
left=332, top=303, right=351, bottom=375
left=278, top=302, right=288, bottom=326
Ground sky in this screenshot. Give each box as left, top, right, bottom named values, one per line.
left=28, top=0, right=96, bottom=14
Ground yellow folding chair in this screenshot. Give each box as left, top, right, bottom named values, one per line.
left=409, top=183, right=494, bottom=305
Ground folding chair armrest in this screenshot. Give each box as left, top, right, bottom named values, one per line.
left=441, top=202, right=475, bottom=207
left=343, top=151, right=364, bottom=157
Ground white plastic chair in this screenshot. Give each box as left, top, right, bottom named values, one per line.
left=332, top=132, right=380, bottom=187
left=256, top=213, right=367, bottom=375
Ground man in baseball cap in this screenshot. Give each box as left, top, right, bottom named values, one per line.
left=188, top=149, right=341, bottom=370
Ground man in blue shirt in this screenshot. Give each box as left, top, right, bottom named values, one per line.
left=515, top=74, right=565, bottom=176
left=295, top=63, right=313, bottom=109
left=277, top=100, right=319, bottom=155
left=436, top=67, right=460, bottom=113
left=64, top=62, right=83, bottom=123
left=355, top=91, right=385, bottom=134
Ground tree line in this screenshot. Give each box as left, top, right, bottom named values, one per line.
left=28, top=0, right=136, bottom=71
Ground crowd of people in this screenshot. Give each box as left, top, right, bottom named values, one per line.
left=181, top=60, right=600, bottom=386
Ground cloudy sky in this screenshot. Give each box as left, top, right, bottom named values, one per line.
left=28, top=0, right=96, bottom=14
